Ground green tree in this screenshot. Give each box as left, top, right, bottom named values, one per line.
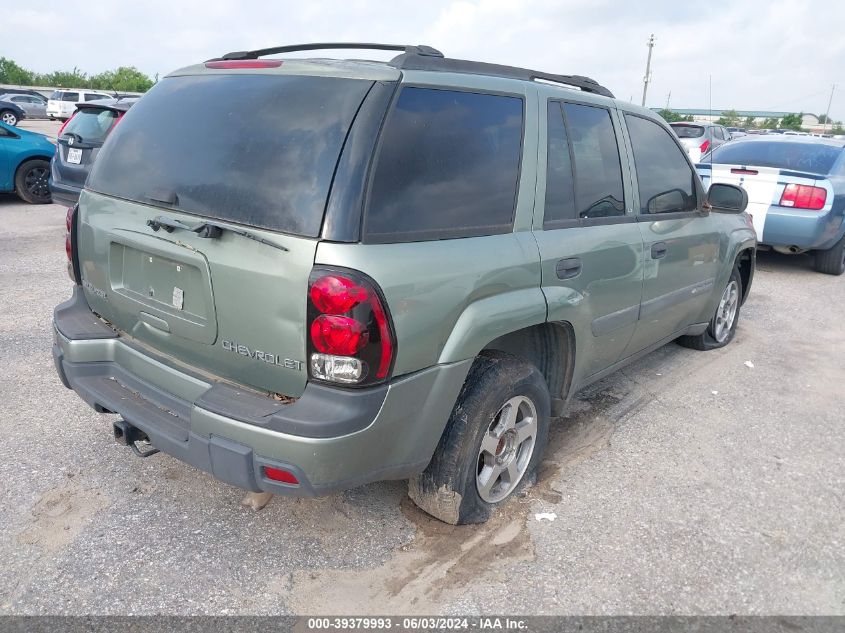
left=90, top=66, right=154, bottom=93
left=0, top=57, right=35, bottom=85
left=830, top=122, right=844, bottom=135
left=657, top=108, right=688, bottom=123
left=780, top=112, right=803, bottom=131
left=761, top=117, right=780, bottom=130
left=743, top=116, right=757, bottom=129
left=715, top=109, right=740, bottom=127
left=818, top=114, right=832, bottom=124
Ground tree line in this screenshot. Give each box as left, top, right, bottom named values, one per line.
left=0, top=57, right=155, bottom=93
left=658, top=107, right=844, bottom=134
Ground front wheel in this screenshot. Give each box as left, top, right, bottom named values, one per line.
left=814, top=234, right=845, bottom=276
left=677, top=267, right=742, bottom=351
left=409, top=352, right=550, bottom=525
left=1, top=110, right=18, bottom=126
left=15, top=159, right=52, bottom=204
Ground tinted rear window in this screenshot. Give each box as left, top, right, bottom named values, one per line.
left=60, top=92, right=80, bottom=102
left=87, top=74, right=373, bottom=236
left=364, top=87, right=523, bottom=242
left=708, top=141, right=842, bottom=173
left=63, top=108, right=118, bottom=144
left=671, top=124, right=705, bottom=138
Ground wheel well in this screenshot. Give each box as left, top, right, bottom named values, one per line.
left=737, top=248, right=754, bottom=304
left=15, top=156, right=52, bottom=178
left=482, top=322, right=575, bottom=415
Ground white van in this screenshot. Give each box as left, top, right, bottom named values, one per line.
left=46, top=89, right=112, bottom=121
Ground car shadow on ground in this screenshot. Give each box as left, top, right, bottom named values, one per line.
left=754, top=248, right=816, bottom=273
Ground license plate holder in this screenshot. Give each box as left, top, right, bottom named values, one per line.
left=67, top=148, right=82, bottom=164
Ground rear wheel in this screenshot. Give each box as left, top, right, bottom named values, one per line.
left=1, top=110, right=18, bottom=126
left=677, top=266, right=742, bottom=351
left=814, top=234, right=845, bottom=276
left=408, top=352, right=550, bottom=525
left=15, top=159, right=51, bottom=204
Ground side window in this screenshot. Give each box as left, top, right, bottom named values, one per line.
left=624, top=114, right=697, bottom=215
left=544, top=101, right=576, bottom=226
left=85, top=93, right=105, bottom=102
left=561, top=103, right=625, bottom=218
left=61, top=92, right=80, bottom=102
left=365, top=87, right=524, bottom=242
left=713, top=127, right=724, bottom=140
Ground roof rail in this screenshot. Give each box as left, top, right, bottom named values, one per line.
left=214, top=43, right=444, bottom=62
left=210, top=42, right=613, bottom=98
left=389, top=53, right=614, bottom=98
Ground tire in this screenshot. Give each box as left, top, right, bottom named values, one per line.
left=408, top=351, right=551, bottom=525
left=677, top=266, right=742, bottom=351
left=814, top=234, right=845, bottom=276
left=1, top=110, right=19, bottom=126
left=15, top=159, right=52, bottom=204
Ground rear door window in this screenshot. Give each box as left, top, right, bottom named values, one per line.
left=544, top=101, right=577, bottom=226
left=84, top=93, right=106, bottom=101
left=625, top=114, right=697, bottom=215
left=562, top=103, right=625, bottom=219
left=87, top=74, right=374, bottom=237
left=61, top=92, right=80, bottom=102
left=364, top=87, right=524, bottom=242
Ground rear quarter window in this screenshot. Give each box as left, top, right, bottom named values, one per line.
left=364, top=87, right=524, bottom=242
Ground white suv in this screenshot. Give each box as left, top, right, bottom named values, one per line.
left=46, top=90, right=111, bottom=121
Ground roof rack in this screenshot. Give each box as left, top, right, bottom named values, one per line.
left=211, top=42, right=613, bottom=98
left=215, top=43, right=444, bottom=62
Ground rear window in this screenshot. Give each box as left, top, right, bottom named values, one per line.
left=364, top=87, right=523, bottom=242
left=87, top=74, right=374, bottom=237
left=62, top=108, right=118, bottom=144
left=708, top=141, right=842, bottom=173
left=671, top=124, right=705, bottom=138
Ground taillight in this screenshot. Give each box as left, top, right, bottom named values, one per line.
left=779, top=184, right=827, bottom=210
left=65, top=206, right=79, bottom=283
left=307, top=268, right=396, bottom=386
left=699, top=139, right=710, bottom=154
left=57, top=113, right=74, bottom=138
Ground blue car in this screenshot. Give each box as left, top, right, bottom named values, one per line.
left=698, top=136, right=845, bottom=275
left=0, top=121, right=54, bottom=204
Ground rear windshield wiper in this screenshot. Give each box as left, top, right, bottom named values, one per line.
left=146, top=215, right=289, bottom=252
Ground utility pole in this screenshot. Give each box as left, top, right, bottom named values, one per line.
left=822, top=83, right=836, bottom=134
left=641, top=34, right=655, bottom=107
left=665, top=90, right=671, bottom=110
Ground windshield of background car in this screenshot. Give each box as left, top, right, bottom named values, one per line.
left=87, top=73, right=375, bottom=237
left=62, top=108, right=118, bottom=144
left=671, top=124, right=705, bottom=138
left=708, top=141, right=841, bottom=173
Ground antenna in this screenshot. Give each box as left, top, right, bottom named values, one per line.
left=641, top=34, right=655, bottom=107
left=822, top=84, right=836, bottom=135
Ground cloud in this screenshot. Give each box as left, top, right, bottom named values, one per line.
left=4, top=0, right=843, bottom=118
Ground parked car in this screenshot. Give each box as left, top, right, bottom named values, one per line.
left=0, top=88, right=48, bottom=99
left=50, top=97, right=137, bottom=206
left=0, top=93, right=48, bottom=120
left=726, top=127, right=747, bottom=138
left=53, top=43, right=755, bottom=524
left=670, top=122, right=731, bottom=161
left=46, top=89, right=112, bottom=121
left=0, top=121, right=54, bottom=203
left=698, top=136, right=845, bottom=274
left=0, top=100, right=26, bottom=126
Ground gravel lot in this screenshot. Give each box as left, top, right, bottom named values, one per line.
left=0, top=123, right=843, bottom=614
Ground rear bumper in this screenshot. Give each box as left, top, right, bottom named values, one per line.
left=762, top=207, right=843, bottom=250
left=48, top=178, right=81, bottom=207
left=53, top=288, right=470, bottom=496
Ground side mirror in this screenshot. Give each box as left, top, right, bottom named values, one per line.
left=708, top=183, right=748, bottom=213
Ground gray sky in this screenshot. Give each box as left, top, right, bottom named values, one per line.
left=5, top=0, right=844, bottom=119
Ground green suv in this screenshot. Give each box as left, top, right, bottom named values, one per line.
left=53, top=44, right=756, bottom=524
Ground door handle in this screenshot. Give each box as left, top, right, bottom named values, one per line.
left=651, top=242, right=668, bottom=259
left=556, top=257, right=582, bottom=280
